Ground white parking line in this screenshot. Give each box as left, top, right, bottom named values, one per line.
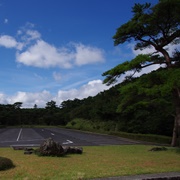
left=51, top=133, right=55, bottom=136
left=62, top=140, right=73, bottom=145
left=17, top=128, right=22, bottom=141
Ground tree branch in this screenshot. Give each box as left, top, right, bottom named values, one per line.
left=140, top=61, right=166, bottom=69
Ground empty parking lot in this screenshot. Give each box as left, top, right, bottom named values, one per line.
left=0, top=127, right=140, bottom=147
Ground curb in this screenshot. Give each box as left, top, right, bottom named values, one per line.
left=92, top=172, right=180, bottom=180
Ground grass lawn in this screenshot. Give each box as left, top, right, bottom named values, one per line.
left=0, top=145, right=180, bottom=180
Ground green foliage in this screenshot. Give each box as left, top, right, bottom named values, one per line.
left=0, top=68, right=177, bottom=137
left=103, top=0, right=180, bottom=85
left=0, top=157, right=15, bottom=171
left=45, top=100, right=57, bottom=109
left=13, top=102, right=23, bottom=109
left=114, top=69, right=178, bottom=135
left=103, top=54, right=151, bottom=85
left=113, top=0, right=180, bottom=49
left=117, top=68, right=180, bottom=114
left=66, top=118, right=117, bottom=132
left=109, top=131, right=171, bottom=145
left=66, top=118, right=95, bottom=131
left=66, top=118, right=172, bottom=145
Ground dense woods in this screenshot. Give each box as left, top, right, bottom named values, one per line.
left=0, top=67, right=178, bottom=138
left=102, top=0, right=180, bottom=146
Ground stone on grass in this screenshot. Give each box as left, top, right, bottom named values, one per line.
left=38, top=138, right=64, bottom=156
left=63, top=146, right=83, bottom=154
left=35, top=138, right=83, bottom=157
left=24, top=147, right=34, bottom=155
left=149, top=147, right=167, bottom=151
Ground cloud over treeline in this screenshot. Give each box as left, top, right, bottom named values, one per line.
left=0, top=80, right=111, bottom=108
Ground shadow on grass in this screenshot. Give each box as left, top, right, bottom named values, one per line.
left=0, top=157, right=15, bottom=171
left=175, top=148, right=180, bottom=154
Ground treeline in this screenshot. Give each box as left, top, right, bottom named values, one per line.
left=0, top=68, right=176, bottom=137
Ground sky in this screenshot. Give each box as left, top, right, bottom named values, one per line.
left=0, top=0, right=178, bottom=108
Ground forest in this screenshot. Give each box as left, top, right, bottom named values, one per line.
left=0, top=67, right=179, bottom=138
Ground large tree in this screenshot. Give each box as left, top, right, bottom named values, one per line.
left=103, top=0, right=180, bottom=146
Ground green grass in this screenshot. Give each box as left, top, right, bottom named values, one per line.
left=0, top=145, right=180, bottom=180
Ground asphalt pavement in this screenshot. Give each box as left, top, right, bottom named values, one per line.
left=0, top=127, right=140, bottom=147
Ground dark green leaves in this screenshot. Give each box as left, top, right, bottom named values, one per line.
left=102, top=54, right=151, bottom=85
left=113, top=0, right=180, bottom=49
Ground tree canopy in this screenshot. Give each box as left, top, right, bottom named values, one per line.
left=102, top=0, right=180, bottom=146
left=103, top=0, right=180, bottom=85
left=113, top=0, right=180, bottom=67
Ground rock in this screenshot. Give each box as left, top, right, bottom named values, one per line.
left=38, top=138, right=64, bottom=156
left=63, top=146, right=83, bottom=154
left=62, top=146, right=70, bottom=154
left=149, top=147, right=167, bottom=151
left=24, top=151, right=33, bottom=155
left=24, top=147, right=34, bottom=155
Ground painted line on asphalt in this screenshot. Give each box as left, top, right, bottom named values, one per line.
left=51, top=133, right=55, bottom=136
left=17, top=128, right=22, bottom=141
left=62, top=140, right=73, bottom=145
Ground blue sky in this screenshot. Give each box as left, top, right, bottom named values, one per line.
left=0, top=0, right=169, bottom=108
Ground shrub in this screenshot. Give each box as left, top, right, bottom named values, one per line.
left=66, top=118, right=117, bottom=132
left=66, top=118, right=94, bottom=131
left=0, top=157, right=15, bottom=171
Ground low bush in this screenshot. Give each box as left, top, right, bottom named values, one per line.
left=66, top=118, right=95, bottom=131
left=66, top=118, right=117, bottom=132
left=66, top=118, right=172, bottom=145
left=0, top=157, right=15, bottom=171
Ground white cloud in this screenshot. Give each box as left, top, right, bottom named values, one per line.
left=16, top=40, right=105, bottom=68
left=0, top=93, right=8, bottom=104
left=7, top=90, right=53, bottom=108
left=0, top=80, right=111, bottom=108
left=0, top=24, right=105, bottom=69
left=74, top=43, right=105, bottom=65
left=0, top=35, right=15, bottom=48
left=165, top=43, right=180, bottom=56
left=16, top=40, right=73, bottom=68
left=0, top=35, right=22, bottom=50
left=19, top=29, right=41, bottom=44
left=132, top=46, right=155, bottom=56
left=16, top=24, right=41, bottom=50
left=56, top=79, right=111, bottom=103
left=26, top=30, right=41, bottom=40
left=134, top=64, right=163, bottom=77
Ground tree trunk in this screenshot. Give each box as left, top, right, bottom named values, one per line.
left=171, top=88, right=180, bottom=147
left=171, top=115, right=178, bottom=147
left=156, top=47, right=172, bottom=67
left=158, top=48, right=180, bottom=147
